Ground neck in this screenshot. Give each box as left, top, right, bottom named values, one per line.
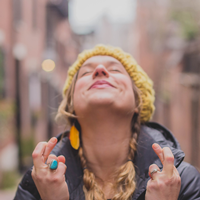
left=78, top=108, right=133, bottom=183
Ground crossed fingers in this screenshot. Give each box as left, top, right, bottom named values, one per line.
left=31, top=137, right=69, bottom=200
left=146, top=143, right=181, bottom=200
left=149, top=143, right=175, bottom=179
left=32, top=137, right=65, bottom=169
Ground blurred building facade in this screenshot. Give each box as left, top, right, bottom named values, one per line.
left=0, top=0, right=199, bottom=189
left=60, top=0, right=200, bottom=170
left=134, top=0, right=200, bottom=169
left=0, top=0, right=80, bottom=177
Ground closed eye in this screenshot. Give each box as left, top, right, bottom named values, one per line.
left=109, top=69, right=121, bottom=73
left=81, top=71, right=92, bottom=77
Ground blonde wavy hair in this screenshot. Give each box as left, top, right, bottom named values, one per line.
left=57, top=72, right=141, bottom=200
left=57, top=44, right=155, bottom=199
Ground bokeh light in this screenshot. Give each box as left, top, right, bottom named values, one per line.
left=42, top=59, right=55, bottom=72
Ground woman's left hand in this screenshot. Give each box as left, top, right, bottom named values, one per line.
left=145, top=143, right=181, bottom=200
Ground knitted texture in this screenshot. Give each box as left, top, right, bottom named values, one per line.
left=63, top=44, right=155, bottom=122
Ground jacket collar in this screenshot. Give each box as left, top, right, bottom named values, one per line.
left=136, top=122, right=185, bottom=174
left=61, top=122, right=185, bottom=200
left=132, top=122, right=185, bottom=199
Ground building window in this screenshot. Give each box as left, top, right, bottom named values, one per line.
left=0, top=49, right=5, bottom=99
left=183, top=52, right=200, bottom=74
left=45, top=5, right=56, bottom=49
left=32, top=0, right=38, bottom=29
left=29, top=73, right=41, bottom=110
left=13, top=0, right=22, bottom=28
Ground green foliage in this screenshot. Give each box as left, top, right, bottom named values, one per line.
left=0, top=171, right=20, bottom=189
left=170, top=0, right=200, bottom=41
left=0, top=101, right=14, bottom=121
left=0, top=49, right=4, bottom=98
left=172, top=11, right=199, bottom=40
left=21, top=135, right=35, bottom=158
left=0, top=101, right=15, bottom=145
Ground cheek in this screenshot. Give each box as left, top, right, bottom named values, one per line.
left=73, top=78, right=88, bottom=110
left=74, top=80, right=83, bottom=102
left=74, top=77, right=88, bottom=94
left=120, top=77, right=136, bottom=106
left=118, top=75, right=133, bottom=93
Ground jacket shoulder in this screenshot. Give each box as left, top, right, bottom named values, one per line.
left=13, top=168, right=40, bottom=200
left=178, top=161, right=200, bottom=200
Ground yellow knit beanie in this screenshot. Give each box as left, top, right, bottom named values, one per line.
left=63, top=44, right=155, bottom=123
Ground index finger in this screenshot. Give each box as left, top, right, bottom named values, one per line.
left=32, top=142, right=47, bottom=167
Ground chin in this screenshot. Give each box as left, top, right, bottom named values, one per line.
left=74, top=94, right=114, bottom=115
left=88, top=93, right=116, bottom=105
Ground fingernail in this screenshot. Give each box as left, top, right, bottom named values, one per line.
left=153, top=143, right=160, bottom=150
left=50, top=137, right=57, bottom=143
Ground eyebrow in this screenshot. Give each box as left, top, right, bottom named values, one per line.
left=81, top=63, right=93, bottom=68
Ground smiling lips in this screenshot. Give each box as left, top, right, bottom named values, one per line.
left=89, top=80, right=114, bottom=89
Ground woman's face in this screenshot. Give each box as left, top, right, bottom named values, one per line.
left=73, top=56, right=138, bottom=116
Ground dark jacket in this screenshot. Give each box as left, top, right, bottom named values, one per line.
left=14, top=122, right=200, bottom=200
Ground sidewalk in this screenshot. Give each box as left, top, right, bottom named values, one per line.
left=0, top=190, right=15, bottom=200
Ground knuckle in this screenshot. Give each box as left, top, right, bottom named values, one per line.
left=46, top=174, right=60, bottom=183
left=51, top=176, right=60, bottom=183
left=147, top=179, right=162, bottom=191
left=59, top=162, right=66, bottom=168
left=164, top=175, right=179, bottom=186
left=32, top=151, right=39, bottom=159
left=34, top=173, right=43, bottom=181
left=157, top=180, right=165, bottom=188
left=49, top=154, right=56, bottom=158
left=176, top=175, right=181, bottom=185
left=165, top=155, right=174, bottom=163
left=46, top=176, right=52, bottom=182
left=162, top=176, right=181, bottom=189
left=32, top=142, right=47, bottom=158
left=149, top=181, right=157, bottom=190
left=31, top=168, right=46, bottom=182
left=164, top=178, right=173, bottom=186
left=146, top=180, right=152, bottom=190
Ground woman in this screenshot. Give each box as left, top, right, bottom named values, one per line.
left=14, top=45, right=200, bottom=200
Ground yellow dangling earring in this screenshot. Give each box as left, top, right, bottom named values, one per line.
left=69, top=125, right=80, bottom=150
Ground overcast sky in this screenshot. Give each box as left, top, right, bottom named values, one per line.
left=69, top=0, right=136, bottom=34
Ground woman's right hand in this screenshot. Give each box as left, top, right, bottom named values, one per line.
left=31, top=137, right=69, bottom=200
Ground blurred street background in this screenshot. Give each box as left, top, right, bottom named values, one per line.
left=0, top=0, right=200, bottom=199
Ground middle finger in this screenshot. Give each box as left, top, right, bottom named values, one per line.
left=43, top=137, right=58, bottom=162
left=162, top=147, right=174, bottom=177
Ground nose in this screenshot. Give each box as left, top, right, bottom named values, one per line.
left=92, top=64, right=109, bottom=79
